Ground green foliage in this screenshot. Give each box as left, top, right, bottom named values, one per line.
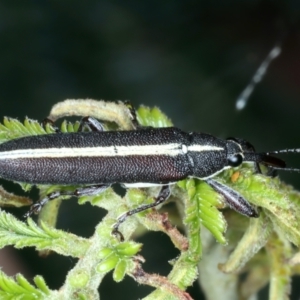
left=137, top=106, right=173, bottom=127
left=96, top=241, right=142, bottom=282
left=0, top=102, right=299, bottom=300
left=0, top=270, right=50, bottom=299
left=178, top=178, right=227, bottom=247
left=0, top=117, right=55, bottom=142
left=0, top=212, right=90, bottom=257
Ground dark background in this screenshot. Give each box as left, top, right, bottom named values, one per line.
left=0, top=1, right=300, bottom=299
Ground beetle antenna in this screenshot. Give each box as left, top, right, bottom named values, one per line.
left=266, top=149, right=300, bottom=155
left=244, top=148, right=300, bottom=172
left=235, top=43, right=282, bottom=111
left=268, top=166, right=300, bottom=173
left=258, top=148, right=300, bottom=173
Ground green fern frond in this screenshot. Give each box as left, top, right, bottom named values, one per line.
left=0, top=117, right=56, bottom=143
left=0, top=270, right=50, bottom=299
left=177, top=178, right=227, bottom=246
left=220, top=167, right=300, bottom=247
left=0, top=211, right=90, bottom=257
left=60, top=120, right=81, bottom=133
left=137, top=106, right=173, bottom=128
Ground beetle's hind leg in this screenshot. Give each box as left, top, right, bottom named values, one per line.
left=112, top=185, right=171, bottom=241
left=24, top=184, right=111, bottom=218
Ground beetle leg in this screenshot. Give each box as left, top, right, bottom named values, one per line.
left=124, top=100, right=140, bottom=130
left=43, top=116, right=106, bottom=133
left=24, top=184, right=111, bottom=218
left=112, top=185, right=171, bottom=241
left=205, top=178, right=259, bottom=218
left=43, top=117, right=60, bottom=133
left=77, top=116, right=105, bottom=132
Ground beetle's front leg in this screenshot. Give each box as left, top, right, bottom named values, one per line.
left=24, top=184, right=111, bottom=218
left=112, top=185, right=171, bottom=241
left=205, top=178, right=259, bottom=218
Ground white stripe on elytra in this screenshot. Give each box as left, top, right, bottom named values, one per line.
left=188, top=145, right=224, bottom=152
left=0, top=143, right=224, bottom=159
left=123, top=182, right=176, bottom=188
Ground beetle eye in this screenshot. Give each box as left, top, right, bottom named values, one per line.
left=228, top=154, right=243, bottom=167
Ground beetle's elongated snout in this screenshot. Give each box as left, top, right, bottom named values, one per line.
left=243, top=152, right=286, bottom=169
left=260, top=154, right=286, bottom=169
